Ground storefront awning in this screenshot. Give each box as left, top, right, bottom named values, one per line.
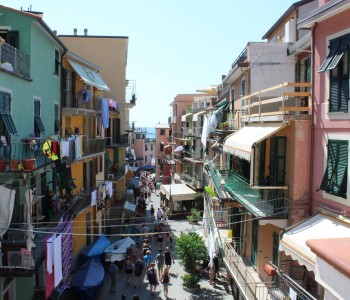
left=68, top=59, right=110, bottom=91
left=160, top=184, right=196, bottom=201
left=223, top=123, right=287, bottom=161
left=181, top=113, right=193, bottom=122
left=193, top=111, right=206, bottom=122
left=279, top=213, right=350, bottom=272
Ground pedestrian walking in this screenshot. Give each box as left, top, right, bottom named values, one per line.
left=126, top=244, right=134, bottom=262
left=124, top=256, right=134, bottom=285
left=156, top=228, right=164, bottom=249
left=133, top=246, right=139, bottom=262
left=213, top=252, right=219, bottom=277
left=134, top=257, right=144, bottom=289
left=160, top=267, right=170, bottom=297
left=147, top=262, right=159, bottom=296
left=121, top=294, right=127, bottom=300
left=155, top=248, right=165, bottom=275
left=108, top=261, right=118, bottom=293
left=164, top=246, right=173, bottom=270
left=157, top=208, right=163, bottom=221
left=144, top=250, right=152, bottom=269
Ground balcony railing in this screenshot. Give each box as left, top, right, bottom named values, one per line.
left=182, top=127, right=194, bottom=136
left=82, top=137, right=106, bottom=157
left=237, top=82, right=311, bottom=125
left=194, top=127, right=202, bottom=137
left=0, top=42, right=30, bottom=78
left=62, top=90, right=102, bottom=111
left=223, top=240, right=270, bottom=300
left=108, top=163, right=127, bottom=181
left=224, top=171, right=289, bottom=217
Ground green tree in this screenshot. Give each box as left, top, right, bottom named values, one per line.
left=175, top=231, right=207, bottom=273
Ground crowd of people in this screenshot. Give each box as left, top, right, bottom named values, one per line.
left=108, top=170, right=175, bottom=298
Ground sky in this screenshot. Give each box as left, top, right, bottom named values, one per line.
left=2, top=0, right=298, bottom=127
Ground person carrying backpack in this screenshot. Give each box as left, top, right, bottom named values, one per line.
left=134, top=258, right=144, bottom=289
left=147, top=262, right=159, bottom=296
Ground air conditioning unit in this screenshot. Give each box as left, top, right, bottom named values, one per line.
left=108, top=174, right=115, bottom=180
left=7, top=250, right=34, bottom=269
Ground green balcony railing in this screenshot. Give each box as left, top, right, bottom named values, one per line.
left=225, top=171, right=289, bottom=217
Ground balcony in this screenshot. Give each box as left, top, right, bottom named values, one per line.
left=0, top=138, right=54, bottom=172
left=0, top=42, right=30, bottom=79
left=237, top=82, right=311, bottom=125
left=222, top=240, right=271, bottom=300
left=82, top=137, right=106, bottom=157
left=224, top=171, right=289, bottom=217
left=62, top=90, right=102, bottom=113
left=107, top=134, right=128, bottom=147
left=183, top=127, right=194, bottom=137
left=194, top=127, right=202, bottom=137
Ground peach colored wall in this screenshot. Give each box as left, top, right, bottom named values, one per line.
left=60, top=36, right=128, bottom=133
left=256, top=224, right=280, bottom=279
left=311, top=9, right=350, bottom=215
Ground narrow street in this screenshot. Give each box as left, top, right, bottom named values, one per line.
left=95, top=189, right=233, bottom=300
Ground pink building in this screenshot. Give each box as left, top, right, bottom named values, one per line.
left=278, top=1, right=350, bottom=299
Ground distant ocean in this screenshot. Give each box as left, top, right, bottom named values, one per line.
left=146, top=127, right=156, bottom=138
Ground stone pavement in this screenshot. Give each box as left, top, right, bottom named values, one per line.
left=96, top=190, right=233, bottom=300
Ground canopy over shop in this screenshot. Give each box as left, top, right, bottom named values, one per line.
left=159, top=184, right=199, bottom=217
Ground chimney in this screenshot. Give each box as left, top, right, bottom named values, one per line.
left=84, top=28, right=88, bottom=36
left=74, top=28, right=77, bottom=36
left=53, top=30, right=57, bottom=36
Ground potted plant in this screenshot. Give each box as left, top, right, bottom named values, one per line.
left=187, top=208, right=201, bottom=224
left=219, top=121, right=229, bottom=130
left=22, top=158, right=36, bottom=171
left=9, top=155, right=19, bottom=171
left=175, top=231, right=208, bottom=291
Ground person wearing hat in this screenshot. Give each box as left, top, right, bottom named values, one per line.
left=134, top=257, right=144, bottom=289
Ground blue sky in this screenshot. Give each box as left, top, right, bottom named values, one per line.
left=2, top=0, right=297, bottom=127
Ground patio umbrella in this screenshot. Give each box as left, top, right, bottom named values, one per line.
left=196, top=85, right=218, bottom=96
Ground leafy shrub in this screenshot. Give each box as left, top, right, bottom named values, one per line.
left=181, top=273, right=200, bottom=288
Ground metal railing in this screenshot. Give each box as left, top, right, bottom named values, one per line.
left=0, top=42, right=30, bottom=78
left=82, top=137, right=106, bottom=156
left=62, top=90, right=102, bottom=111
left=223, top=240, right=270, bottom=300
left=225, top=171, right=289, bottom=217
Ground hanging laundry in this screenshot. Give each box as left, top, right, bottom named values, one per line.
left=101, top=98, right=109, bottom=129
left=0, top=185, right=16, bottom=238
left=91, top=190, right=97, bottom=206
left=42, top=140, right=58, bottom=161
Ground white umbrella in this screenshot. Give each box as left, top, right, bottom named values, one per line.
left=174, top=145, right=184, bottom=152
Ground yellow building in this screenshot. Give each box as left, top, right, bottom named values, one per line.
left=60, top=31, right=135, bottom=212
left=61, top=50, right=112, bottom=258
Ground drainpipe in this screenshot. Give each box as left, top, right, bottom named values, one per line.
left=308, top=22, right=318, bottom=216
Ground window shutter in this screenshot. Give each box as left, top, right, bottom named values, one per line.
left=319, top=38, right=339, bottom=73
left=340, top=77, right=349, bottom=112
left=328, top=35, right=349, bottom=71
left=330, top=79, right=339, bottom=112
left=334, top=141, right=348, bottom=197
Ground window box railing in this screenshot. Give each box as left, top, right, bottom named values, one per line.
left=0, top=42, right=30, bottom=78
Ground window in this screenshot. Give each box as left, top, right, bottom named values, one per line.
left=160, top=143, right=164, bottom=152
left=145, top=145, right=148, bottom=151
left=320, top=140, right=348, bottom=198
left=54, top=103, right=61, bottom=134
left=241, top=79, right=246, bottom=97
left=151, top=144, right=153, bottom=151
left=160, top=129, right=165, bottom=136
left=319, top=34, right=349, bottom=112
left=145, top=156, right=147, bottom=162
left=0, top=91, right=17, bottom=135
left=54, top=49, right=60, bottom=76
left=34, top=99, right=45, bottom=136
